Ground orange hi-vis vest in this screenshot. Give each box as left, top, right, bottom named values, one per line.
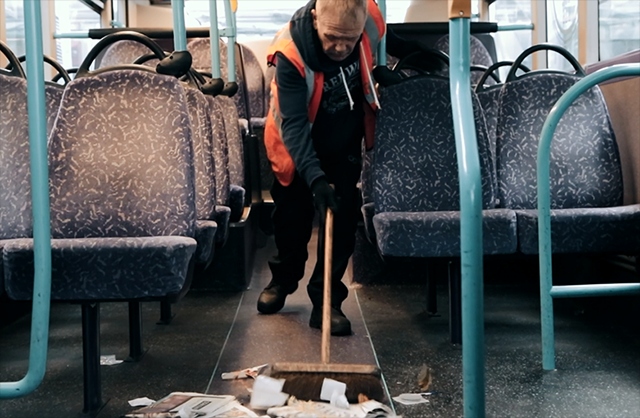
left=264, top=0, right=386, bottom=187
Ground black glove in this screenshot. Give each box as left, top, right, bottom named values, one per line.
left=310, top=177, right=338, bottom=215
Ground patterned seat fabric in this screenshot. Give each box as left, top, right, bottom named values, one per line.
left=45, top=83, right=64, bottom=134
left=188, top=38, right=246, bottom=118
left=97, top=40, right=154, bottom=68
left=434, top=35, right=495, bottom=85
left=372, top=76, right=517, bottom=257
left=4, top=69, right=198, bottom=301
left=495, top=72, right=639, bottom=254
left=185, top=86, right=218, bottom=263
left=0, top=74, right=32, bottom=241
left=476, top=85, right=502, bottom=177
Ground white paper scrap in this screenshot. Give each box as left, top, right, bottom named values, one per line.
left=392, top=392, right=430, bottom=405
left=100, top=354, right=123, bottom=366
left=127, top=396, right=155, bottom=407
left=320, top=378, right=347, bottom=401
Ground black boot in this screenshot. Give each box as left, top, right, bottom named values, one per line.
left=309, top=305, right=352, bottom=336
left=257, top=280, right=296, bottom=314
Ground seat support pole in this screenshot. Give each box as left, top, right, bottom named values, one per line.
left=81, top=303, right=103, bottom=414
left=127, top=301, right=144, bottom=362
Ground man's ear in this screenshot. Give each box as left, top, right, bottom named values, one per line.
left=311, top=9, right=318, bottom=30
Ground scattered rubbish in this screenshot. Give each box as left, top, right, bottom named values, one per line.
left=249, top=375, right=289, bottom=410
left=128, top=397, right=156, bottom=407
left=392, top=392, right=431, bottom=405
left=123, top=392, right=255, bottom=417
left=100, top=354, right=123, bottom=366
left=417, top=364, right=432, bottom=391
left=267, top=398, right=398, bottom=417
left=221, top=364, right=268, bottom=380
left=320, top=377, right=349, bottom=408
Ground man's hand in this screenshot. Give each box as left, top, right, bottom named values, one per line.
left=311, top=178, right=338, bottom=215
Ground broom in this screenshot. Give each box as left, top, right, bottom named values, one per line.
left=269, top=208, right=384, bottom=403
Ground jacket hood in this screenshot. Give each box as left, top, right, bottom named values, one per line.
left=289, top=0, right=324, bottom=72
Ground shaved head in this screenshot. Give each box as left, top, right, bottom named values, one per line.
left=313, top=0, right=368, bottom=61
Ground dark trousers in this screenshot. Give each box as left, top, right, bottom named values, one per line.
left=269, top=157, right=361, bottom=308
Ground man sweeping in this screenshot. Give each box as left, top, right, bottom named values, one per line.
left=259, top=0, right=437, bottom=336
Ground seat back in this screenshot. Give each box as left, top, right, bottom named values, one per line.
left=0, top=74, right=32, bottom=239
left=45, top=83, right=64, bottom=134
left=373, top=76, right=495, bottom=214
left=185, top=86, right=217, bottom=220
left=238, top=44, right=265, bottom=119
left=187, top=38, right=258, bottom=120
left=434, top=34, right=494, bottom=85
left=97, top=40, right=155, bottom=68
left=214, top=95, right=244, bottom=187
left=48, top=69, right=197, bottom=238
left=496, top=47, right=622, bottom=210
left=207, top=96, right=232, bottom=206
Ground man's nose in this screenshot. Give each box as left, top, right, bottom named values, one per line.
left=334, top=42, right=348, bottom=53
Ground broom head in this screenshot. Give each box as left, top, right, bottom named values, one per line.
left=268, top=362, right=384, bottom=403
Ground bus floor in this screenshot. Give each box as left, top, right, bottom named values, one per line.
left=0, top=231, right=639, bottom=418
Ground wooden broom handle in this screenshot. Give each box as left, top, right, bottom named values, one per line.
left=321, top=208, right=333, bottom=364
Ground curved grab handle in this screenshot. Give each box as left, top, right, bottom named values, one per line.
left=393, top=48, right=449, bottom=75
left=0, top=40, right=26, bottom=78
left=12, top=55, right=72, bottom=84
left=220, top=81, right=239, bottom=97
left=475, top=60, right=531, bottom=92
left=470, top=65, right=501, bottom=84
left=134, top=51, right=193, bottom=80
left=506, top=43, right=585, bottom=83
left=75, top=31, right=168, bottom=78
left=197, top=71, right=226, bottom=97
left=189, top=69, right=224, bottom=96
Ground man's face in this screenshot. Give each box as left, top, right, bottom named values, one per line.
left=312, top=7, right=366, bottom=62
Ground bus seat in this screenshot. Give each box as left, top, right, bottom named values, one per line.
left=370, top=75, right=516, bottom=343
left=4, top=68, right=199, bottom=300
left=96, top=39, right=154, bottom=68
left=494, top=45, right=640, bottom=254
left=238, top=43, right=266, bottom=122
left=2, top=68, right=199, bottom=412
left=214, top=95, right=245, bottom=188
left=187, top=38, right=247, bottom=119
left=434, top=34, right=494, bottom=85
left=184, top=86, right=218, bottom=265
left=475, top=61, right=531, bottom=180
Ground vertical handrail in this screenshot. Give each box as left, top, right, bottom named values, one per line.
left=223, top=0, right=237, bottom=83
left=376, top=0, right=387, bottom=66
left=0, top=0, right=52, bottom=398
left=537, top=63, right=640, bottom=371
left=208, top=0, right=222, bottom=79
left=171, top=0, right=187, bottom=51
left=448, top=0, right=485, bottom=416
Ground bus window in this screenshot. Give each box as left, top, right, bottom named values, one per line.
left=55, top=0, right=101, bottom=69
left=599, top=0, right=640, bottom=61
left=489, top=0, right=533, bottom=77
left=546, top=0, right=578, bottom=71
left=3, top=0, right=25, bottom=57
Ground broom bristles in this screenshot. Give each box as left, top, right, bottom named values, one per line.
left=270, top=371, right=384, bottom=404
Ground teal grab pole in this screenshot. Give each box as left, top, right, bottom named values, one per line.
left=223, top=0, right=236, bottom=83
left=53, top=32, right=90, bottom=39
left=497, top=23, right=534, bottom=31
left=449, top=13, right=486, bottom=418
left=377, top=0, right=387, bottom=66
left=209, top=0, right=222, bottom=78
left=0, top=0, right=52, bottom=399
left=537, top=63, right=640, bottom=371
left=172, top=0, right=187, bottom=51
